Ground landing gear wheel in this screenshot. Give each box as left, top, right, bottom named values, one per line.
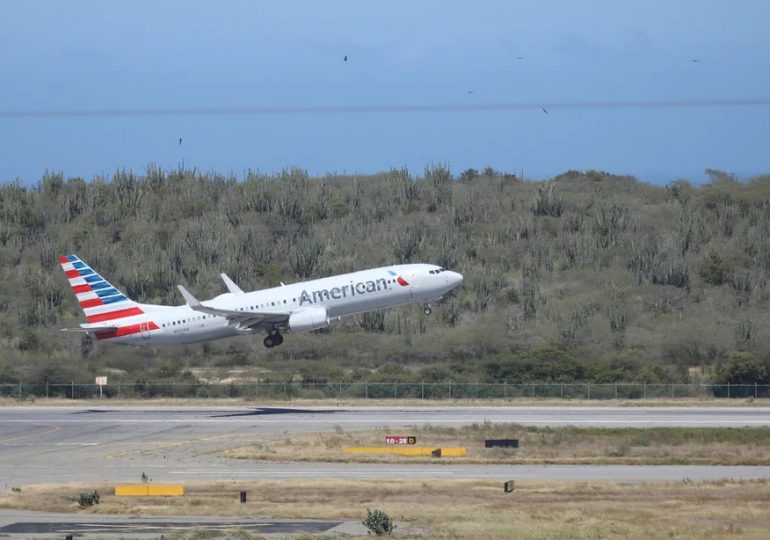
left=264, top=331, right=284, bottom=348
left=423, top=304, right=432, bottom=316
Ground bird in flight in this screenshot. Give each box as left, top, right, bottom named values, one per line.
left=344, top=55, right=348, bottom=62
left=542, top=108, right=549, bottom=114
left=179, top=138, right=182, bottom=145
left=517, top=56, right=525, bottom=60
left=691, top=59, right=700, bottom=63
left=467, top=90, right=474, bottom=95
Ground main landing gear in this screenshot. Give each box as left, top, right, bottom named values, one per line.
left=423, top=303, right=432, bottom=316
left=263, top=330, right=284, bottom=348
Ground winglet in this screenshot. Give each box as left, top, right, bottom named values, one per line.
left=177, top=285, right=202, bottom=308
left=220, top=273, right=244, bottom=294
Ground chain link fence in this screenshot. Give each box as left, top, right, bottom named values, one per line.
left=1, top=381, right=768, bottom=400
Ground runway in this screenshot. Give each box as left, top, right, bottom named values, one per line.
left=1, top=405, right=769, bottom=488
left=0, top=510, right=344, bottom=538
left=0, top=510, right=350, bottom=538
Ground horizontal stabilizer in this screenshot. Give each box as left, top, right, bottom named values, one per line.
left=61, top=325, right=119, bottom=334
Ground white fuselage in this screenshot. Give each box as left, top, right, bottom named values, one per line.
left=95, top=264, right=462, bottom=346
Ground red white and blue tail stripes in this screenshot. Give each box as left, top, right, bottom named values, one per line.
left=59, top=254, right=144, bottom=323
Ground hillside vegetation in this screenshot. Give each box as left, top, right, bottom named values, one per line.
left=1, top=165, right=769, bottom=388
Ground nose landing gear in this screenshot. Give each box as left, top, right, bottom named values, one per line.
left=263, top=330, right=284, bottom=348
left=423, top=303, right=432, bottom=316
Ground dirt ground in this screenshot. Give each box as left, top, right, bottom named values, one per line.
left=1, top=479, right=769, bottom=539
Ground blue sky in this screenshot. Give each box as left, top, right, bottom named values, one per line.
left=1, top=0, right=769, bottom=184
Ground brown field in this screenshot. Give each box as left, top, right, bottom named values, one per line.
left=1, top=479, right=769, bottom=539
left=224, top=425, right=770, bottom=466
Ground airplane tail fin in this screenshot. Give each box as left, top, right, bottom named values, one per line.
left=59, top=254, right=145, bottom=323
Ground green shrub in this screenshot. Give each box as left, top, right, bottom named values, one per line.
left=78, top=490, right=100, bottom=507
left=698, top=250, right=733, bottom=285
left=362, top=508, right=393, bottom=535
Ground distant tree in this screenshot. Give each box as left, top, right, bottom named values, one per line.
left=459, top=168, right=479, bottom=182
left=714, top=354, right=770, bottom=386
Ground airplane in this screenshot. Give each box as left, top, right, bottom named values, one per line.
left=58, top=255, right=463, bottom=347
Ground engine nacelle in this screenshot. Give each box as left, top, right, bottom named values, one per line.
left=288, top=307, right=330, bottom=333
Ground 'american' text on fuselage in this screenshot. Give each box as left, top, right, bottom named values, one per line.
left=299, top=277, right=390, bottom=305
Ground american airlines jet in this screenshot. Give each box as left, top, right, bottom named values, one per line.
left=59, top=255, right=463, bottom=348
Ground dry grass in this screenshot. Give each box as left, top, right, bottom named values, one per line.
left=224, top=425, right=770, bottom=466
left=1, top=479, right=769, bottom=539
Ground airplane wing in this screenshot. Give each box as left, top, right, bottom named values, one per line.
left=177, top=285, right=290, bottom=328
left=220, top=273, right=244, bottom=294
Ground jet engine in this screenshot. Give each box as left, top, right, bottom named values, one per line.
left=288, top=307, right=330, bottom=332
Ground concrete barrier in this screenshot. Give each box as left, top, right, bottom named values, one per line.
left=115, top=485, right=149, bottom=496
left=436, top=447, right=467, bottom=457
left=148, top=485, right=184, bottom=496
left=343, top=447, right=466, bottom=457
left=115, top=485, right=184, bottom=496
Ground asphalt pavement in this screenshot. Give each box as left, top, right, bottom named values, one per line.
left=1, top=405, right=769, bottom=488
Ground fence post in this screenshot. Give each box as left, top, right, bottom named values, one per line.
left=365, top=383, right=368, bottom=399
left=587, top=382, right=591, bottom=400
left=614, top=382, right=617, bottom=400
left=504, top=381, right=507, bottom=399
left=18, top=381, right=22, bottom=399
left=339, top=381, right=342, bottom=401
left=755, top=382, right=758, bottom=399
left=727, top=382, right=730, bottom=399
left=46, top=381, right=49, bottom=399
left=172, top=381, right=176, bottom=399
left=643, top=380, right=646, bottom=399
left=671, top=382, right=675, bottom=399
left=421, top=381, right=424, bottom=400
left=560, top=383, right=563, bottom=399
left=394, top=382, right=397, bottom=399
left=71, top=381, right=74, bottom=399
left=449, top=381, right=452, bottom=399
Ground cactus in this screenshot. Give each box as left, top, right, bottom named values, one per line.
left=532, top=181, right=563, bottom=217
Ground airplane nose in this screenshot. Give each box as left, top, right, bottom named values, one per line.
left=448, top=271, right=463, bottom=287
